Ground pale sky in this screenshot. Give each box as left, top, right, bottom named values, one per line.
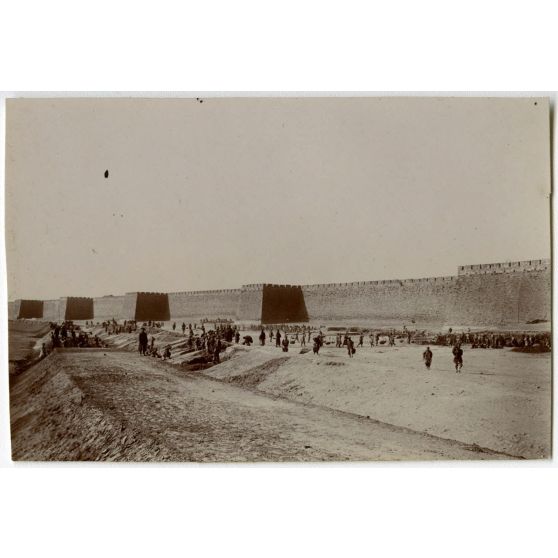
left=5, top=97, right=551, bottom=301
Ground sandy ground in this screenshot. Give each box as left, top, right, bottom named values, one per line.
left=8, top=321, right=551, bottom=462
left=10, top=349, right=511, bottom=462
left=206, top=342, right=551, bottom=459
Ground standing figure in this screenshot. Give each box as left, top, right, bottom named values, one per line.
left=138, top=327, right=148, bottom=355
left=214, top=337, right=222, bottom=363
left=452, top=344, right=464, bottom=373
left=313, top=338, right=320, bottom=355
left=347, top=336, right=354, bottom=358
left=423, top=346, right=433, bottom=369
left=259, top=328, right=266, bottom=346
left=276, top=331, right=281, bottom=347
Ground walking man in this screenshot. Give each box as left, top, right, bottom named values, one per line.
left=452, top=344, right=464, bottom=373
left=423, top=346, right=433, bottom=369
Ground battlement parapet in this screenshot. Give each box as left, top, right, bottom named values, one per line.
left=303, top=276, right=459, bottom=290
left=169, top=289, right=242, bottom=295
left=126, top=291, right=168, bottom=296
left=458, top=259, right=549, bottom=276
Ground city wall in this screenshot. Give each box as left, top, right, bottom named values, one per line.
left=302, top=268, right=550, bottom=326
left=237, top=285, right=264, bottom=323
left=261, top=285, right=309, bottom=324
left=168, top=289, right=242, bottom=322
left=8, top=259, right=551, bottom=327
left=93, top=295, right=127, bottom=321
left=43, top=299, right=61, bottom=322
left=59, top=297, right=94, bottom=320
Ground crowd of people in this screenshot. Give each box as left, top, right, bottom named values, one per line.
left=40, top=321, right=106, bottom=359
left=433, top=329, right=551, bottom=350
left=37, top=314, right=550, bottom=377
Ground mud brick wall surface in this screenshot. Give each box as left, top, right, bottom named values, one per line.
left=237, top=285, right=264, bottom=322
left=16, top=299, right=44, bottom=319
left=43, top=300, right=61, bottom=322
left=302, top=269, right=550, bottom=326
left=93, top=295, right=127, bottom=321
left=451, top=270, right=550, bottom=325
left=134, top=292, right=170, bottom=321
left=261, top=285, right=309, bottom=324
left=168, top=289, right=241, bottom=322
left=60, top=297, right=94, bottom=320
left=8, top=301, right=17, bottom=320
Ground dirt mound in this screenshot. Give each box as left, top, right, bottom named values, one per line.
left=223, top=357, right=290, bottom=388
left=10, top=352, right=176, bottom=461
left=8, top=320, right=52, bottom=374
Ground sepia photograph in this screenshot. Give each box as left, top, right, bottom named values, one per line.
left=5, top=96, right=552, bottom=462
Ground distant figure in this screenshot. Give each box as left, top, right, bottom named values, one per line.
left=347, top=337, right=355, bottom=358
left=300, top=333, right=306, bottom=347
left=276, top=331, right=281, bottom=347
left=104, top=169, right=109, bottom=178
left=369, top=333, right=374, bottom=347
left=423, top=346, right=433, bottom=369
left=358, top=334, right=364, bottom=347
left=259, top=329, right=266, bottom=346
left=182, top=322, right=186, bottom=335
left=452, top=344, right=463, bottom=373
left=214, top=338, right=222, bottom=363
left=138, top=328, right=148, bottom=355
left=282, top=336, right=289, bottom=352
left=163, top=346, right=172, bottom=360
left=269, top=329, right=274, bottom=343
left=172, top=322, right=176, bottom=331
left=235, top=331, right=240, bottom=344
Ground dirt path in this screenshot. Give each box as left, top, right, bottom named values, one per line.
left=10, top=350, right=509, bottom=462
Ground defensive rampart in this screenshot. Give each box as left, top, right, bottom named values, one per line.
left=261, top=284, right=309, bottom=324
left=11, top=300, right=44, bottom=319
left=43, top=299, right=61, bottom=321
left=237, top=284, right=264, bottom=323
left=93, top=295, right=127, bottom=321
left=8, top=259, right=550, bottom=326
left=59, top=297, right=94, bottom=320
left=132, top=292, right=170, bottom=322
left=168, top=289, right=242, bottom=322
left=302, top=267, right=550, bottom=326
